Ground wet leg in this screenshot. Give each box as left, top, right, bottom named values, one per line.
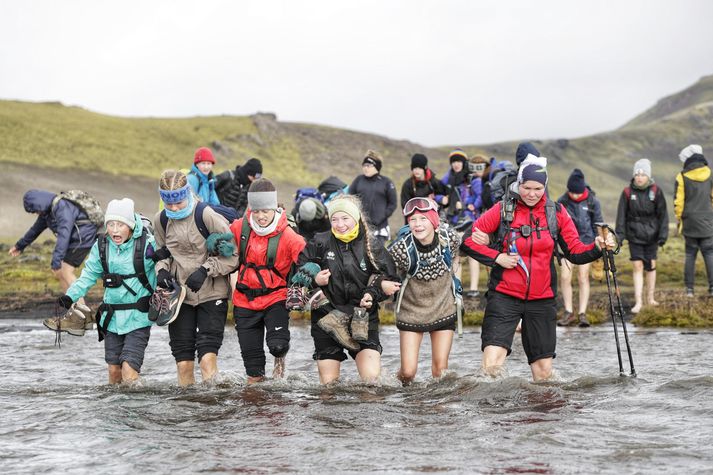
left=397, top=331, right=423, bottom=384
left=355, top=349, right=381, bottom=384
left=481, top=345, right=507, bottom=377
left=631, top=261, right=644, bottom=313
left=317, top=359, right=341, bottom=385
left=530, top=357, right=553, bottom=381
left=430, top=330, right=454, bottom=378
left=177, top=361, right=195, bottom=387
left=108, top=364, right=122, bottom=384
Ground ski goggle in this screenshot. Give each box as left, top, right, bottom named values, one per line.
left=403, top=197, right=438, bottom=216
left=469, top=162, right=486, bottom=173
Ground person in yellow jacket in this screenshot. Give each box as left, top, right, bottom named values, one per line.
left=674, top=144, right=713, bottom=297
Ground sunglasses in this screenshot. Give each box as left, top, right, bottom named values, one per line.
left=403, top=197, right=437, bottom=216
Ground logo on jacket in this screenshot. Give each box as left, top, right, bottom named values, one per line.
left=326, top=251, right=336, bottom=260
left=360, top=259, right=367, bottom=271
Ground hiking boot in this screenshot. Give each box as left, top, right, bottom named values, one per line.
left=318, top=310, right=359, bottom=351
left=351, top=307, right=369, bottom=341
left=43, top=304, right=88, bottom=336
left=557, top=311, right=577, bottom=327
left=286, top=285, right=307, bottom=311
left=465, top=290, right=480, bottom=299
left=150, top=282, right=186, bottom=326
left=578, top=313, right=590, bottom=328
left=686, top=288, right=694, bottom=298
left=72, top=303, right=95, bottom=330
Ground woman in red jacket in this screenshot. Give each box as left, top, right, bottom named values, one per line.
left=230, top=178, right=306, bottom=384
left=461, top=156, right=614, bottom=381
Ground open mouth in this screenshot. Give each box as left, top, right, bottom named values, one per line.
left=110, top=234, right=124, bottom=244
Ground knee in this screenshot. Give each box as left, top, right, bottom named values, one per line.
left=107, top=365, right=122, bottom=383
left=268, top=343, right=290, bottom=358
left=632, top=261, right=644, bottom=271
left=431, top=362, right=448, bottom=378
left=398, top=366, right=417, bottom=383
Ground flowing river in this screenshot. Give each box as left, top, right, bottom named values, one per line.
left=1, top=318, right=711, bottom=474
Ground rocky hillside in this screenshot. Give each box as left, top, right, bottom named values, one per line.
left=2, top=75, right=712, bottom=238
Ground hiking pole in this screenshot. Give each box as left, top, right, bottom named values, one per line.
left=597, top=224, right=624, bottom=376
left=600, top=227, right=637, bottom=377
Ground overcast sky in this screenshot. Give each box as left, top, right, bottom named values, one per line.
left=2, top=1, right=713, bottom=146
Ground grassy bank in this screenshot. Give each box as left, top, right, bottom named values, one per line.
left=3, top=234, right=713, bottom=327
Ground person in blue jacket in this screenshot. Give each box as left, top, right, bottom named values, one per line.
left=188, top=147, right=221, bottom=205
left=9, top=190, right=98, bottom=310
left=57, top=198, right=156, bottom=384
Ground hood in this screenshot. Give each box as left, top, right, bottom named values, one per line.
left=683, top=163, right=712, bottom=182
left=190, top=164, right=213, bottom=181
left=23, top=190, right=56, bottom=214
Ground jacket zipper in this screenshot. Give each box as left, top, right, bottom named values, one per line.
left=524, top=209, right=533, bottom=300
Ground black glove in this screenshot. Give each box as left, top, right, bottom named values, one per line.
left=658, top=239, right=666, bottom=247
left=156, top=269, right=173, bottom=289
left=186, top=267, right=208, bottom=292
left=150, top=245, right=172, bottom=263
left=57, top=294, right=73, bottom=309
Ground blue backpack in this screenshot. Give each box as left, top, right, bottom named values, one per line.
left=294, top=187, right=324, bottom=204
left=160, top=202, right=237, bottom=239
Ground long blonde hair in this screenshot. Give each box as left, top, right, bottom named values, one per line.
left=329, top=194, right=379, bottom=270
left=159, top=169, right=188, bottom=191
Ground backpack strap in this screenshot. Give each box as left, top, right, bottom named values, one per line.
left=493, top=197, right=516, bottom=251
left=238, top=217, right=251, bottom=266
left=133, top=229, right=152, bottom=293
left=545, top=199, right=562, bottom=265
left=193, top=201, right=210, bottom=239
left=98, top=235, right=110, bottom=276
left=160, top=210, right=168, bottom=234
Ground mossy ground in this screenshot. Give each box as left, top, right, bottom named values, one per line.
left=3, top=233, right=712, bottom=327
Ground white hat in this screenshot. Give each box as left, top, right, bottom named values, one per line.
left=633, top=158, right=652, bottom=178
left=679, top=144, right=703, bottom=163
left=105, top=198, right=136, bottom=229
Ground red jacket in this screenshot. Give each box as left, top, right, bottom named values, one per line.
left=230, top=211, right=306, bottom=311
left=461, top=198, right=601, bottom=300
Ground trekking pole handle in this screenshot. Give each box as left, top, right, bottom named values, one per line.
left=596, top=223, right=619, bottom=253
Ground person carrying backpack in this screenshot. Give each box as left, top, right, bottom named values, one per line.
left=53, top=198, right=156, bottom=383
left=616, top=159, right=668, bottom=313
left=674, top=145, right=713, bottom=297
left=399, top=153, right=446, bottom=217
left=296, top=195, right=400, bottom=385
left=388, top=198, right=461, bottom=385
left=187, top=147, right=221, bottom=206
left=348, top=150, right=398, bottom=246
left=556, top=169, right=604, bottom=327
left=292, top=196, right=330, bottom=242
left=154, top=170, right=239, bottom=387
left=230, top=178, right=306, bottom=384
left=215, top=158, right=263, bottom=217
left=10, top=189, right=100, bottom=334
left=461, top=156, right=612, bottom=381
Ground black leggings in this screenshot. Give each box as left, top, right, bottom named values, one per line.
left=234, top=301, right=290, bottom=377
left=168, top=299, right=228, bottom=363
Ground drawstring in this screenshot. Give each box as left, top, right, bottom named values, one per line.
left=53, top=302, right=63, bottom=348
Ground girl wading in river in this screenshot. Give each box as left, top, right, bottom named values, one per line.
left=388, top=197, right=462, bottom=385
left=154, top=170, right=238, bottom=387
left=297, top=195, right=400, bottom=384
left=461, top=156, right=615, bottom=381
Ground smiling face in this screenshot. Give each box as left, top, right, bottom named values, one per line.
left=252, top=209, right=276, bottom=227
left=407, top=212, right=435, bottom=245
left=451, top=161, right=464, bottom=173
left=518, top=180, right=546, bottom=207
left=106, top=221, right=132, bottom=244
left=196, top=161, right=213, bottom=174
left=330, top=211, right=357, bottom=234
left=411, top=167, right=425, bottom=180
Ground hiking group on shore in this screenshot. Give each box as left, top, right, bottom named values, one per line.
left=8, top=143, right=713, bottom=385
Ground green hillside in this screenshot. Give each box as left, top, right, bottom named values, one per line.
left=1, top=74, right=713, bottom=221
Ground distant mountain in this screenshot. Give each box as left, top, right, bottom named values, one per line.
left=1, top=74, right=712, bottom=237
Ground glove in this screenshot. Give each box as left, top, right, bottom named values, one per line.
left=658, top=239, right=666, bottom=247
left=156, top=269, right=173, bottom=289
left=206, top=233, right=236, bottom=257
left=149, top=245, right=172, bottom=262
left=291, top=262, right=321, bottom=287
left=186, top=266, right=208, bottom=292
left=57, top=294, right=73, bottom=309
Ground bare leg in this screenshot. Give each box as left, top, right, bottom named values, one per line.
left=317, top=359, right=341, bottom=385
left=121, top=362, right=140, bottom=383
left=247, top=376, right=265, bottom=384
left=199, top=352, right=218, bottom=382
left=482, top=345, right=508, bottom=377
left=108, top=364, right=122, bottom=384
left=177, top=361, right=195, bottom=387
left=397, top=331, right=424, bottom=384
left=54, top=263, right=86, bottom=306
left=355, top=349, right=381, bottom=384
left=469, top=258, right=480, bottom=292
left=631, top=261, right=644, bottom=313
left=560, top=259, right=574, bottom=313
left=577, top=262, right=591, bottom=314
left=430, top=330, right=454, bottom=378
left=645, top=261, right=659, bottom=306
left=530, top=357, right=553, bottom=381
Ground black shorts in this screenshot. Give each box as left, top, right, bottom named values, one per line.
left=481, top=291, right=557, bottom=364
left=104, top=326, right=151, bottom=372
left=629, top=242, right=657, bottom=270
left=168, top=299, right=228, bottom=363
left=63, top=246, right=92, bottom=267
left=310, top=306, right=382, bottom=362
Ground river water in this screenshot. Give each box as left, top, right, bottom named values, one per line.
left=1, top=318, right=711, bottom=474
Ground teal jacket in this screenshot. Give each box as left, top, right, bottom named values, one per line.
left=188, top=165, right=221, bottom=205
left=67, top=215, right=156, bottom=335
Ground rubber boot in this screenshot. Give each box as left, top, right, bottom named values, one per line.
left=318, top=310, right=359, bottom=351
